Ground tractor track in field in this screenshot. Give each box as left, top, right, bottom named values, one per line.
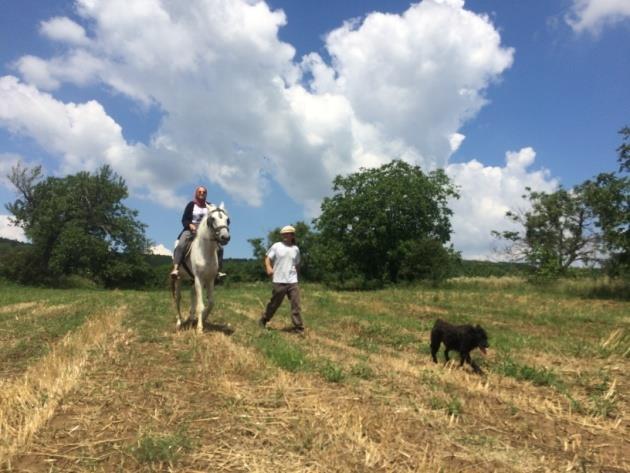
left=0, top=305, right=127, bottom=468
left=1, top=289, right=627, bottom=472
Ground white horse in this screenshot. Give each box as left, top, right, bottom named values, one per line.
left=170, top=203, right=231, bottom=333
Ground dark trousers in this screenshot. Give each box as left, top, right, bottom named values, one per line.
left=262, top=283, right=303, bottom=328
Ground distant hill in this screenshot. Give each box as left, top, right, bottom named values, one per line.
left=0, top=237, right=27, bottom=254
left=455, top=259, right=530, bottom=277
left=145, top=253, right=172, bottom=267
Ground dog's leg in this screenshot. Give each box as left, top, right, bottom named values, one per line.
left=430, top=334, right=440, bottom=363
left=466, top=353, right=483, bottom=374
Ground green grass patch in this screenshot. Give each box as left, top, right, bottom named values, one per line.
left=318, top=360, right=345, bottom=383
left=494, top=356, right=562, bottom=388
left=429, top=395, right=463, bottom=417
left=131, top=429, right=192, bottom=463
left=254, top=331, right=310, bottom=372
left=350, top=362, right=374, bottom=380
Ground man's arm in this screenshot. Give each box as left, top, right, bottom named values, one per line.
left=264, top=256, right=274, bottom=277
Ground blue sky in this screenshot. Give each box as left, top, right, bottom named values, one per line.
left=1, top=0, right=629, bottom=260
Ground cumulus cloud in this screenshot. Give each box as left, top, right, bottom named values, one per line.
left=40, top=16, right=90, bottom=45
left=4, top=0, right=513, bottom=210
left=0, top=76, right=186, bottom=206
left=566, top=0, right=630, bottom=34
left=149, top=244, right=173, bottom=256
left=15, top=51, right=103, bottom=90
left=0, top=215, right=27, bottom=242
left=447, top=148, right=559, bottom=259
left=1, top=0, right=538, bottom=258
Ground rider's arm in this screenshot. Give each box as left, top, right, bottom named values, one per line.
left=181, top=202, right=195, bottom=230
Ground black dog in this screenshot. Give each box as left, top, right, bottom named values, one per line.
left=430, top=319, right=489, bottom=374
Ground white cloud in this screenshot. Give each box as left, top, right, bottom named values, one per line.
left=0, top=214, right=27, bottom=242
left=149, top=243, right=173, bottom=256
left=4, top=0, right=513, bottom=211
left=566, top=0, right=630, bottom=34
left=1, top=0, right=524, bottom=258
left=447, top=148, right=559, bottom=259
left=0, top=76, right=186, bottom=207
left=15, top=51, right=103, bottom=90
left=40, top=16, right=90, bottom=45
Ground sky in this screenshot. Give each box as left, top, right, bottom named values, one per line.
left=0, top=0, right=629, bottom=260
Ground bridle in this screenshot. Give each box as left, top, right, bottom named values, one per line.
left=206, top=207, right=230, bottom=241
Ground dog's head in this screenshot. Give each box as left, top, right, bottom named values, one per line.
left=473, top=325, right=489, bottom=354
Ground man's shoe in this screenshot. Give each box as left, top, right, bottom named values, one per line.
left=291, top=326, right=305, bottom=334
left=217, top=272, right=227, bottom=279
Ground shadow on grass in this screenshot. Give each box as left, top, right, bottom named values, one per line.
left=177, top=319, right=235, bottom=335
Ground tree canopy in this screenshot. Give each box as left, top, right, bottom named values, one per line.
left=494, top=126, right=630, bottom=278
left=5, top=164, right=152, bottom=287
left=492, top=187, right=599, bottom=276
left=313, top=160, right=459, bottom=286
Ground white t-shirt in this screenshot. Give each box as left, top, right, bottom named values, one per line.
left=267, top=242, right=300, bottom=283
left=192, top=203, right=208, bottom=225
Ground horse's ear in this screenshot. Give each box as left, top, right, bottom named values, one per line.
left=219, top=201, right=225, bottom=210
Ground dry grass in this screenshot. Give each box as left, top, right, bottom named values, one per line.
left=0, top=306, right=126, bottom=468
left=1, top=280, right=628, bottom=472
left=0, top=302, right=38, bottom=315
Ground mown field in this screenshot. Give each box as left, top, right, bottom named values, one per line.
left=0, top=278, right=628, bottom=472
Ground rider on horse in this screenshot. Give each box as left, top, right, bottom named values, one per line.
left=171, top=186, right=226, bottom=280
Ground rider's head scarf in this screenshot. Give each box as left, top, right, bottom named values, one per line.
left=194, top=186, right=207, bottom=206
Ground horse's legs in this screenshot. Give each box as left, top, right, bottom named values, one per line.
left=173, top=280, right=183, bottom=329
left=189, top=284, right=197, bottom=321
left=202, top=278, right=215, bottom=325
left=194, top=277, right=205, bottom=333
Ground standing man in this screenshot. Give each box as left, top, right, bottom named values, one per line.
left=259, top=225, right=304, bottom=333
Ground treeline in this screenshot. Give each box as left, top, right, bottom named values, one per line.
left=1, top=127, right=627, bottom=289
left=0, top=240, right=541, bottom=289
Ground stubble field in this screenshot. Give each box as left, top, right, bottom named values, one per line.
left=0, top=278, right=628, bottom=472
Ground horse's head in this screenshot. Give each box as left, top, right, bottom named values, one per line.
left=206, top=203, right=231, bottom=245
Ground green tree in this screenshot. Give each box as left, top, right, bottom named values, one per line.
left=492, top=187, right=599, bottom=277
left=578, top=127, right=630, bottom=276
left=617, top=126, right=629, bottom=173
left=5, top=163, right=152, bottom=287
left=313, top=160, right=459, bottom=286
